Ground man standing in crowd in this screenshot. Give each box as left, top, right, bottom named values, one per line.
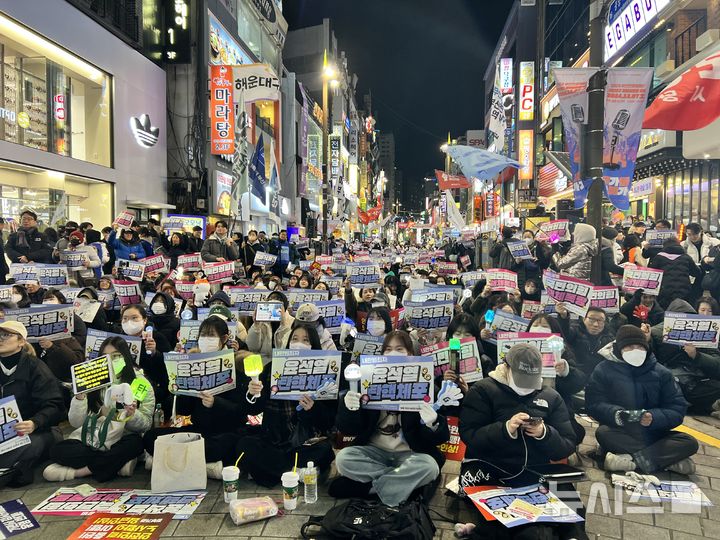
left=242, top=229, right=265, bottom=276
left=201, top=220, right=239, bottom=262
left=187, top=226, right=204, bottom=253
left=269, top=229, right=298, bottom=276
left=5, top=210, right=53, bottom=264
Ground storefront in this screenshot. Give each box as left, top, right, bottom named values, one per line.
left=0, top=1, right=168, bottom=228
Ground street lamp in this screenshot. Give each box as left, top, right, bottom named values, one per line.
left=321, top=49, right=339, bottom=254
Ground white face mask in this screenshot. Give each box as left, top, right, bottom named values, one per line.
left=366, top=319, right=386, bottom=337
left=122, top=320, right=145, bottom=336
left=508, top=371, right=536, bottom=396
left=289, top=341, right=311, bottom=350
left=198, top=336, right=221, bottom=353
left=11, top=293, right=22, bottom=304
left=150, top=303, right=166, bottom=315
left=384, top=350, right=406, bottom=356
left=528, top=325, right=550, bottom=334
left=524, top=238, right=533, bottom=246
left=43, top=299, right=60, bottom=305
left=622, top=349, right=646, bottom=367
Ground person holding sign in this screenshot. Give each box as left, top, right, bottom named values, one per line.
left=147, top=292, right=181, bottom=349
left=43, top=337, right=155, bottom=482
left=245, top=291, right=295, bottom=364
left=649, top=237, right=703, bottom=309
left=75, top=287, right=109, bottom=331
left=552, top=223, right=596, bottom=281
left=0, top=321, right=65, bottom=487
left=59, top=231, right=101, bottom=285
left=330, top=331, right=450, bottom=507
left=160, top=231, right=189, bottom=270
left=200, top=220, right=239, bottom=263
left=107, top=225, right=148, bottom=261
left=586, top=325, right=699, bottom=475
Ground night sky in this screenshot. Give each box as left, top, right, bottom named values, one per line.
left=283, top=0, right=513, bottom=211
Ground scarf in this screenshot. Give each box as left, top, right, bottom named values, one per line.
left=16, top=227, right=37, bottom=249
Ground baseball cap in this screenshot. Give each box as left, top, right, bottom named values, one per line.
left=208, top=304, right=232, bottom=321
left=505, top=344, right=542, bottom=390
left=0, top=320, right=28, bottom=339
left=295, top=303, right=320, bottom=323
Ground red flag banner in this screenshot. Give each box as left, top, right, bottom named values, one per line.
left=643, top=52, right=720, bottom=131
left=435, top=170, right=471, bottom=190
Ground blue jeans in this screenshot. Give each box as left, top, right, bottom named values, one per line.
left=335, top=445, right=439, bottom=507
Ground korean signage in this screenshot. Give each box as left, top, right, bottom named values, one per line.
left=165, top=350, right=236, bottom=396
left=359, top=355, right=434, bottom=411
left=210, top=65, right=234, bottom=155
left=630, top=176, right=655, bottom=199
left=68, top=514, right=172, bottom=540
left=662, top=312, right=720, bottom=348
left=542, top=270, right=592, bottom=317
left=590, top=285, right=620, bottom=313
left=2, top=305, right=74, bottom=343
left=329, top=134, right=341, bottom=186
left=270, top=349, right=340, bottom=401
left=622, top=266, right=663, bottom=295
left=0, top=499, right=39, bottom=538
left=209, top=12, right=253, bottom=66
left=518, top=130, right=534, bottom=181
left=420, top=337, right=484, bottom=382
left=225, top=287, right=269, bottom=315
left=497, top=332, right=562, bottom=379
left=486, top=269, right=518, bottom=293
left=604, top=0, right=672, bottom=62
left=404, top=300, right=453, bottom=330
left=164, top=0, right=191, bottom=63
left=500, top=58, right=513, bottom=92
left=85, top=329, right=142, bottom=365
left=71, top=356, right=113, bottom=395
left=518, top=61, right=535, bottom=121
left=214, top=171, right=233, bottom=214
left=0, top=396, right=30, bottom=456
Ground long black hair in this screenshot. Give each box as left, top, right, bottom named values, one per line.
left=287, top=324, right=322, bottom=350
left=83, top=336, right=139, bottom=413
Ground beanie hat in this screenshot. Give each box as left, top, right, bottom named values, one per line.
left=602, top=226, right=619, bottom=240
left=613, top=324, right=649, bottom=358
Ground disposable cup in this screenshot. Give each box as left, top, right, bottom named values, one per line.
left=281, top=471, right=299, bottom=510
left=222, top=466, right=240, bottom=503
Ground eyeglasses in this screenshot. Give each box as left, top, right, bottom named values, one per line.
left=0, top=331, right=19, bottom=341
left=585, top=317, right=606, bottom=325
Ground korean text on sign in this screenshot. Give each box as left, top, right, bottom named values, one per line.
left=270, top=349, right=341, bottom=401
left=486, top=269, right=518, bottom=293
left=347, top=262, right=382, bottom=285
left=2, top=305, right=74, bottom=343
left=662, top=312, right=720, bottom=348
left=420, top=337, right=483, bottom=383
left=164, top=350, right=236, bottom=396
left=359, top=355, right=434, bottom=411
left=404, top=300, right=453, bottom=329
left=542, top=270, right=592, bottom=317
left=622, top=267, right=663, bottom=295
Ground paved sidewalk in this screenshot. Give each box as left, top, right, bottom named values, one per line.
left=6, top=415, right=720, bottom=539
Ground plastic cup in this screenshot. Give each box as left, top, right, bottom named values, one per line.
left=222, top=466, right=240, bottom=503
left=281, top=471, right=299, bottom=511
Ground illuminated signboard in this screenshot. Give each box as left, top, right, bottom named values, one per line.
left=164, top=0, right=191, bottom=63
left=500, top=58, right=513, bottom=92
left=329, top=135, right=341, bottom=186
left=519, top=61, right=534, bottom=121
left=604, top=0, right=672, bottom=61
left=518, top=130, right=534, bottom=181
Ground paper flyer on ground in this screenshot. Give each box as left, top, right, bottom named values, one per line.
left=610, top=476, right=712, bottom=506
left=67, top=513, right=173, bottom=540
left=0, top=499, right=39, bottom=538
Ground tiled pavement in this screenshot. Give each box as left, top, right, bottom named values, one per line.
left=5, top=415, right=720, bottom=539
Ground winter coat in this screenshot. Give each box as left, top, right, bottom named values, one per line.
left=160, top=234, right=189, bottom=270
left=186, top=235, right=204, bottom=253
left=148, top=291, right=181, bottom=348
left=75, top=288, right=108, bottom=331
left=0, top=236, right=9, bottom=285
left=0, top=350, right=65, bottom=432
left=648, top=245, right=703, bottom=309
left=558, top=317, right=616, bottom=387
left=489, top=240, right=517, bottom=271
left=242, top=240, right=265, bottom=273
left=586, top=344, right=687, bottom=443
left=5, top=227, right=53, bottom=263
left=201, top=233, right=239, bottom=262
left=650, top=299, right=720, bottom=394
left=619, top=290, right=665, bottom=328
left=600, top=238, right=625, bottom=286
left=36, top=336, right=85, bottom=383
left=682, top=233, right=720, bottom=266
left=58, top=244, right=101, bottom=282
left=269, top=239, right=299, bottom=269
left=552, top=224, right=596, bottom=280
left=459, top=364, right=576, bottom=470
left=245, top=315, right=295, bottom=364
left=107, top=230, right=148, bottom=261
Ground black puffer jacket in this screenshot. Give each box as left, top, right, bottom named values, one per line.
left=620, top=289, right=665, bottom=328
left=489, top=240, right=517, bottom=271
left=459, top=364, right=576, bottom=470
left=558, top=317, right=616, bottom=386
left=648, top=245, right=703, bottom=309
left=148, top=291, right=180, bottom=348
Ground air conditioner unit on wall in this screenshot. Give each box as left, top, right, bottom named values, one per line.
left=696, top=29, right=720, bottom=52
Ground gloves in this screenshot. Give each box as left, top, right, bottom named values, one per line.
left=419, top=402, right=438, bottom=426
left=434, top=380, right=463, bottom=411
left=344, top=391, right=361, bottom=411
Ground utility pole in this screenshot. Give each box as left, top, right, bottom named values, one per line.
left=585, top=0, right=608, bottom=285
left=321, top=51, right=337, bottom=255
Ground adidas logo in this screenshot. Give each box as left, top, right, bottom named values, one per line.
left=130, top=114, right=159, bottom=148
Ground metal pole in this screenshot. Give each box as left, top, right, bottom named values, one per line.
left=322, top=76, right=329, bottom=255
left=585, top=0, right=608, bottom=285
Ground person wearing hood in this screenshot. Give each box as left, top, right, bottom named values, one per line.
left=160, top=231, right=189, bottom=270
left=241, top=229, right=265, bottom=276
left=552, top=223, right=596, bottom=280
left=586, top=325, right=698, bottom=474
left=620, top=288, right=664, bottom=328
left=293, top=303, right=337, bottom=351
left=206, top=290, right=248, bottom=343
left=108, top=224, right=148, bottom=261
left=58, top=230, right=101, bottom=286
left=84, top=229, right=110, bottom=280
left=148, top=292, right=180, bottom=349
left=649, top=237, right=703, bottom=309
left=201, top=220, right=239, bottom=263
left=75, top=287, right=108, bottom=331
left=650, top=299, right=720, bottom=414
left=600, top=227, right=625, bottom=286
left=5, top=210, right=53, bottom=264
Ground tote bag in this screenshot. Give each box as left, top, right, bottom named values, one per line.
left=151, top=432, right=207, bottom=492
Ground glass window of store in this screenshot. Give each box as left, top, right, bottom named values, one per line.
left=0, top=14, right=111, bottom=166
left=236, top=1, right=281, bottom=74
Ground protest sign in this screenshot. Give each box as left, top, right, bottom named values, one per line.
left=196, top=306, right=240, bottom=323
left=62, top=250, right=87, bottom=271
left=316, top=255, right=333, bottom=267
left=295, top=237, right=310, bottom=250
left=8, top=264, right=36, bottom=285
left=351, top=333, right=385, bottom=360
left=460, top=255, right=472, bottom=269
left=438, top=416, right=466, bottom=461
left=116, top=259, right=144, bottom=281
left=497, top=332, right=562, bottom=378
left=225, top=287, right=269, bottom=315
left=622, top=267, right=663, bottom=295
left=178, top=320, right=202, bottom=351
left=31, top=489, right=206, bottom=520
left=0, top=396, right=30, bottom=456
left=270, top=349, right=341, bottom=401
left=142, top=253, right=168, bottom=275
left=461, top=271, right=485, bottom=288
left=486, top=269, right=518, bottom=293
left=464, top=484, right=583, bottom=528
left=507, top=240, right=533, bottom=260
left=359, top=355, right=434, bottom=411
left=521, top=300, right=543, bottom=319
left=538, top=219, right=570, bottom=242
left=320, top=276, right=343, bottom=295
left=0, top=499, right=39, bottom=538
left=590, top=286, right=620, bottom=313
left=253, top=251, right=278, bottom=267
left=71, top=356, right=113, bottom=395
left=2, top=305, right=74, bottom=343
left=645, top=229, right=677, bottom=247
left=36, top=264, right=69, bottom=287
left=113, top=210, right=135, bottom=228
left=113, top=280, right=142, bottom=306
left=175, top=281, right=195, bottom=300
left=286, top=288, right=329, bottom=306
left=165, top=350, right=236, bottom=396
left=63, top=288, right=83, bottom=303
left=97, top=290, right=119, bottom=311
left=542, top=270, right=592, bottom=317
left=420, top=337, right=483, bottom=382
left=662, top=312, right=720, bottom=348
left=314, top=300, right=346, bottom=335
left=0, top=286, right=11, bottom=303
left=436, top=261, right=458, bottom=276
left=403, top=253, right=418, bottom=265
left=73, top=297, right=101, bottom=324
left=298, top=260, right=311, bottom=270
left=411, top=287, right=455, bottom=303
left=202, top=261, right=234, bottom=284
left=68, top=513, right=173, bottom=540
left=486, top=310, right=530, bottom=344
left=356, top=308, right=405, bottom=331
left=611, top=476, right=711, bottom=506
left=85, top=329, right=142, bottom=365
left=347, top=262, right=382, bottom=285
left=404, top=300, right=453, bottom=329
left=176, top=253, right=202, bottom=272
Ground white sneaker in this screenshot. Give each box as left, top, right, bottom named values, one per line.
left=206, top=460, right=224, bottom=480
left=118, top=458, right=137, bottom=477
left=604, top=452, right=636, bottom=472
left=144, top=452, right=153, bottom=471
left=666, top=458, right=696, bottom=475
left=43, top=463, right=76, bottom=482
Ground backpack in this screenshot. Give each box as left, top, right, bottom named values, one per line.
left=300, top=498, right=435, bottom=540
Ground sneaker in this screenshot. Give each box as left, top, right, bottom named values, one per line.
left=118, top=458, right=137, bottom=477
left=567, top=451, right=582, bottom=467
left=666, top=458, right=696, bottom=475
left=206, top=460, right=224, bottom=480
left=43, top=463, right=76, bottom=482
left=711, top=398, right=720, bottom=411
left=144, top=452, right=153, bottom=471
left=604, top=452, right=636, bottom=472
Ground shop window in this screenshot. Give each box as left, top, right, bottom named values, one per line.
left=710, top=164, right=719, bottom=233
left=673, top=173, right=684, bottom=226
left=665, top=174, right=674, bottom=222
left=0, top=14, right=111, bottom=166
